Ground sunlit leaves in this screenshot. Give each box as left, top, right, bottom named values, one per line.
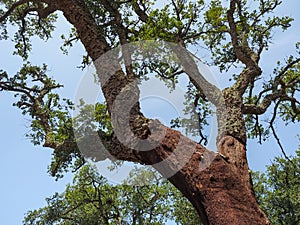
left=23, top=165, right=201, bottom=225
left=137, top=0, right=205, bottom=44
left=0, top=63, right=82, bottom=179
left=0, top=63, right=73, bottom=145
left=202, top=0, right=293, bottom=71
left=0, top=1, right=57, bottom=59
left=243, top=41, right=300, bottom=143
left=252, top=149, right=300, bottom=225
left=74, top=100, right=113, bottom=137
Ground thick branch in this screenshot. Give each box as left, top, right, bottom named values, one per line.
left=0, top=0, right=32, bottom=22
left=170, top=46, right=222, bottom=107
left=54, top=0, right=110, bottom=60
left=0, top=0, right=57, bottom=22
left=131, top=0, right=149, bottom=23
left=227, top=0, right=256, bottom=68
left=242, top=91, right=283, bottom=115
left=227, top=0, right=262, bottom=95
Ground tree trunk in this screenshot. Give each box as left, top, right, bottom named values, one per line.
left=135, top=120, right=271, bottom=225
left=168, top=135, right=270, bottom=225
left=53, top=0, right=271, bottom=224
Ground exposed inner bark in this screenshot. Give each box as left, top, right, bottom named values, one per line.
left=140, top=122, right=271, bottom=225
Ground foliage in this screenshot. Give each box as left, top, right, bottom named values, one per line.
left=0, top=0, right=300, bottom=223
left=0, top=0, right=57, bottom=59
left=23, top=165, right=201, bottom=225
left=23, top=150, right=300, bottom=225
left=252, top=149, right=300, bottom=225
left=171, top=81, right=214, bottom=145
left=0, top=0, right=299, bottom=171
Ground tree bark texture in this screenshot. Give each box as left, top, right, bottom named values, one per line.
left=51, top=0, right=271, bottom=224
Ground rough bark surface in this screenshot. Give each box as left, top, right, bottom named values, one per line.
left=143, top=122, right=271, bottom=225
left=37, top=0, right=271, bottom=224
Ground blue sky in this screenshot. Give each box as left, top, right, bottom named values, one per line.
left=1, top=1, right=300, bottom=224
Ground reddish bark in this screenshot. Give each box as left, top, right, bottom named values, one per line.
left=139, top=122, right=271, bottom=225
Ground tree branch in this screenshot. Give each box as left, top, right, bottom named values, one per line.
left=269, top=100, right=292, bottom=162
left=227, top=0, right=262, bottom=95
left=242, top=91, right=283, bottom=115
left=0, top=0, right=32, bottom=22
left=131, top=0, right=149, bottom=23
left=0, top=0, right=57, bottom=22
left=99, top=0, right=134, bottom=79
left=227, top=0, right=256, bottom=68
left=243, top=57, right=300, bottom=115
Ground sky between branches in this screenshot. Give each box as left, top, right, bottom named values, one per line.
left=0, top=1, right=300, bottom=224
